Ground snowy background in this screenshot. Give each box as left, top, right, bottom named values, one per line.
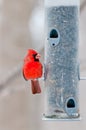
left=0, top=0, right=86, bottom=130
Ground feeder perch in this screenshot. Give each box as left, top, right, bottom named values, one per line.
left=43, top=0, right=80, bottom=120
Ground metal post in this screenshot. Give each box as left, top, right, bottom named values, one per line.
left=43, top=0, right=80, bottom=120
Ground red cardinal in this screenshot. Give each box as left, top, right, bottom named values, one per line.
left=22, top=49, right=43, bottom=94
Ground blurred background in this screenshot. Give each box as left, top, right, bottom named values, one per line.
left=0, top=0, right=86, bottom=130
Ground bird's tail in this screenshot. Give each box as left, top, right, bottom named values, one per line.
left=31, top=79, right=41, bottom=94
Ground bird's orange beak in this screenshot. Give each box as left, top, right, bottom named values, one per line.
left=35, top=53, right=41, bottom=60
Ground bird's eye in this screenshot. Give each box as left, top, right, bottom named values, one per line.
left=33, top=54, right=39, bottom=61
left=33, top=54, right=37, bottom=58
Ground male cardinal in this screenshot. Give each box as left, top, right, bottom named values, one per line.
left=22, top=49, right=43, bottom=94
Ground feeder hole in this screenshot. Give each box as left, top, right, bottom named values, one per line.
left=52, top=43, right=55, bottom=46
left=50, top=29, right=58, bottom=38
left=67, top=99, right=75, bottom=108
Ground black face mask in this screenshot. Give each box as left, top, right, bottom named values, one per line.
left=33, top=54, right=39, bottom=62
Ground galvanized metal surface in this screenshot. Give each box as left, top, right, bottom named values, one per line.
left=44, top=6, right=80, bottom=119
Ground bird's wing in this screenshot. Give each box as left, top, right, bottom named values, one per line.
left=22, top=69, right=28, bottom=81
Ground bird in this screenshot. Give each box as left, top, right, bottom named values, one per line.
left=22, top=49, right=43, bottom=94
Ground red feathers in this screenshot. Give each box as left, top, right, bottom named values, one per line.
left=22, top=49, right=43, bottom=94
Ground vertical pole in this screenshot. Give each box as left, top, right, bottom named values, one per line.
left=44, top=0, right=80, bottom=120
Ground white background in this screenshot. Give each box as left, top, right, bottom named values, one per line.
left=0, top=0, right=86, bottom=130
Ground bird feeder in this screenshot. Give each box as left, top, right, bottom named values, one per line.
left=43, top=0, right=80, bottom=120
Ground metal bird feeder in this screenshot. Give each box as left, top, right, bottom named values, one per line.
left=43, top=0, right=80, bottom=120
